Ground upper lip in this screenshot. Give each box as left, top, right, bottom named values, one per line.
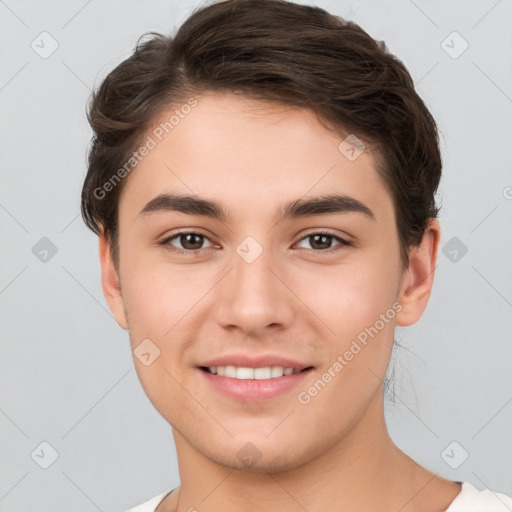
left=199, top=353, right=313, bottom=371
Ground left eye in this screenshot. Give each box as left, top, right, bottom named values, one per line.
left=295, top=232, right=350, bottom=252
left=160, top=231, right=350, bottom=254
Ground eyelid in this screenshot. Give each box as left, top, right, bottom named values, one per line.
left=159, top=229, right=352, bottom=254
left=294, top=229, right=352, bottom=252
left=299, top=228, right=351, bottom=242
left=159, top=229, right=217, bottom=254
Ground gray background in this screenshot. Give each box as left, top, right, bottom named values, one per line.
left=1, top=0, right=511, bottom=510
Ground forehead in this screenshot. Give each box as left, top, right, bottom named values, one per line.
left=118, top=93, right=394, bottom=225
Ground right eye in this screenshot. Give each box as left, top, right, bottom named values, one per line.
left=159, top=231, right=216, bottom=254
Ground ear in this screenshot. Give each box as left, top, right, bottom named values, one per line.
left=98, top=233, right=128, bottom=330
left=396, top=218, right=441, bottom=326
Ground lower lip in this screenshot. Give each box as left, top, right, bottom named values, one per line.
left=199, top=368, right=313, bottom=402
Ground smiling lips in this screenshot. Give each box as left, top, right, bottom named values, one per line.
left=203, top=365, right=302, bottom=379
left=199, top=353, right=312, bottom=379
left=198, top=354, right=314, bottom=401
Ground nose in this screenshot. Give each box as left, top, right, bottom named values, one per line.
left=214, top=245, right=295, bottom=336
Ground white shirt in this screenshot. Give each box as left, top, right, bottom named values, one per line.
left=125, top=482, right=512, bottom=512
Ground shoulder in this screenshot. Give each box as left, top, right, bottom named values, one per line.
left=123, top=488, right=174, bottom=512
left=446, top=481, right=512, bottom=511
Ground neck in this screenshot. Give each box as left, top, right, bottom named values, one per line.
left=164, top=391, right=436, bottom=512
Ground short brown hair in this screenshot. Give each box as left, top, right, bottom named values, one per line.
left=81, top=0, right=442, bottom=270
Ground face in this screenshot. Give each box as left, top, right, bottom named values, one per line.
left=100, top=92, right=437, bottom=472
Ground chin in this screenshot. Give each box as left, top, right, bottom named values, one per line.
left=198, top=437, right=316, bottom=474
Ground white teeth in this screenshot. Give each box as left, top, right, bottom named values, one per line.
left=207, top=365, right=300, bottom=379
left=270, top=366, right=284, bottom=378
left=236, top=367, right=254, bottom=379
left=254, top=367, right=271, bottom=379
left=224, top=365, right=237, bottom=378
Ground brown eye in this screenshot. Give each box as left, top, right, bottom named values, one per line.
left=160, top=231, right=215, bottom=254
left=159, top=230, right=351, bottom=255
left=296, top=232, right=351, bottom=252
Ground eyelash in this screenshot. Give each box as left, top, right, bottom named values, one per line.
left=158, top=230, right=352, bottom=255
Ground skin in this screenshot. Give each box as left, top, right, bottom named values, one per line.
left=99, top=93, right=462, bottom=511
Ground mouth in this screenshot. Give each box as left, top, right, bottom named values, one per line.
left=197, top=364, right=314, bottom=402
left=199, top=365, right=313, bottom=380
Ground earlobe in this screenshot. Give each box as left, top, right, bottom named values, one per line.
left=98, top=233, right=128, bottom=330
left=396, top=219, right=441, bottom=327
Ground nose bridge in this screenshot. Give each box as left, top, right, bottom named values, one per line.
left=214, top=236, right=293, bottom=333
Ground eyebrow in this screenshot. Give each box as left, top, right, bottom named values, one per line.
left=137, top=192, right=375, bottom=224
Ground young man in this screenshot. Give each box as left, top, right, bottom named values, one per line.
left=81, top=1, right=512, bottom=511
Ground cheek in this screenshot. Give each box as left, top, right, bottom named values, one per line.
left=307, top=253, right=401, bottom=340
left=119, top=247, right=191, bottom=336
left=295, top=261, right=400, bottom=425
left=119, top=254, right=194, bottom=414
left=302, top=252, right=401, bottom=402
